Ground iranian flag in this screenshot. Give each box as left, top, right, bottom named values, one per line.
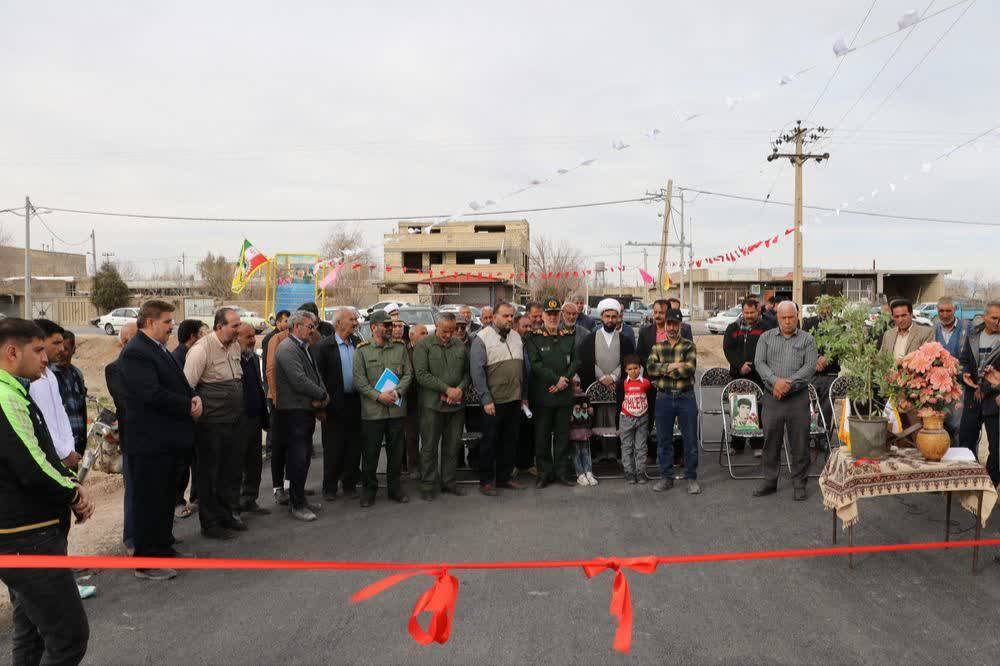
left=231, top=239, right=269, bottom=294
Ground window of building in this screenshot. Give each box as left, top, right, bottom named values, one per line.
left=402, top=253, right=423, bottom=272
left=474, top=225, right=506, bottom=233
left=65, top=282, right=77, bottom=297
left=456, top=251, right=498, bottom=265
left=429, top=252, right=443, bottom=265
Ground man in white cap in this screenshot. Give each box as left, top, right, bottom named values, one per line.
left=578, top=298, right=636, bottom=442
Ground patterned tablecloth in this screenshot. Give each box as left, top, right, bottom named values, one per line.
left=819, top=447, right=998, bottom=529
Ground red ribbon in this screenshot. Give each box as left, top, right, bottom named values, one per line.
left=351, top=568, right=459, bottom=645
left=582, top=556, right=658, bottom=653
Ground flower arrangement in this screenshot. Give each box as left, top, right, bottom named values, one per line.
left=886, top=341, right=963, bottom=416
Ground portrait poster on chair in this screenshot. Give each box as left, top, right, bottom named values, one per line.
left=730, top=394, right=761, bottom=435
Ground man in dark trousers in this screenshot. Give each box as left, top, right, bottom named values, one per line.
left=315, top=307, right=364, bottom=501
left=0, top=318, right=93, bottom=664
left=236, top=323, right=270, bottom=516
left=260, top=310, right=289, bottom=459
left=722, top=297, right=773, bottom=455
left=54, top=330, right=88, bottom=456
left=172, top=318, right=205, bottom=517
left=274, top=310, right=328, bottom=520
left=959, top=302, right=1000, bottom=485
left=105, top=321, right=137, bottom=551
left=120, top=300, right=200, bottom=579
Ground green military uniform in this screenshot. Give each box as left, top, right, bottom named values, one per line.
left=526, top=299, right=580, bottom=483
left=412, top=333, right=469, bottom=494
left=353, top=311, right=413, bottom=505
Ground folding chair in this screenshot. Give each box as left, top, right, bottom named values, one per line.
left=807, top=384, right=833, bottom=477
left=697, top=367, right=732, bottom=454
left=457, top=384, right=482, bottom=477
left=585, top=381, right=622, bottom=469
left=720, top=379, right=792, bottom=480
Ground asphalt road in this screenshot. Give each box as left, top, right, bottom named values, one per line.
left=3, top=427, right=1000, bottom=664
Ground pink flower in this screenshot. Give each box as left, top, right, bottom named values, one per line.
left=928, top=366, right=952, bottom=391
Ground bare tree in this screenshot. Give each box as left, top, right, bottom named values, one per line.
left=320, top=225, right=375, bottom=305
left=113, top=259, right=142, bottom=281
left=197, top=252, right=234, bottom=299
left=529, top=235, right=586, bottom=302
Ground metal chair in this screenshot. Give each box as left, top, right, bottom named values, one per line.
left=585, top=381, right=621, bottom=466
left=697, top=367, right=732, bottom=453
left=807, top=383, right=833, bottom=477
left=720, top=379, right=791, bottom=480
left=458, top=384, right=482, bottom=476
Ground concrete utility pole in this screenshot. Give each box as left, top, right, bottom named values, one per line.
left=678, top=195, right=686, bottom=305
left=90, top=230, right=97, bottom=275
left=767, top=121, right=829, bottom=307
left=23, top=197, right=31, bottom=318
left=656, top=180, right=673, bottom=298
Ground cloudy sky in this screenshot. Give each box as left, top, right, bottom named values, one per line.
left=2, top=1, right=996, bottom=281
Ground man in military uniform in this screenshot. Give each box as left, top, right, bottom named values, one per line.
left=353, top=310, right=412, bottom=508
left=412, top=312, right=469, bottom=501
left=526, top=298, right=580, bottom=488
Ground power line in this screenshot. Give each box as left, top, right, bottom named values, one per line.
left=804, top=0, right=879, bottom=121
left=31, top=208, right=92, bottom=247
left=678, top=187, right=999, bottom=227
left=34, top=196, right=661, bottom=224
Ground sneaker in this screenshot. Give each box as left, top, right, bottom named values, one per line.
left=586, top=472, right=599, bottom=486
left=77, top=584, right=97, bottom=599
left=637, top=472, right=650, bottom=485
left=625, top=472, right=637, bottom=484
left=687, top=480, right=702, bottom=495
left=652, top=478, right=674, bottom=492
left=135, top=568, right=178, bottom=581
left=577, top=474, right=589, bottom=487
left=306, top=502, right=324, bottom=512
left=290, top=507, right=317, bottom=521
left=274, top=488, right=289, bottom=506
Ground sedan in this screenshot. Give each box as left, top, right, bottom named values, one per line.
left=94, top=307, right=140, bottom=335
left=706, top=306, right=742, bottom=334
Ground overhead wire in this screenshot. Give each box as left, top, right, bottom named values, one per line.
left=803, top=0, right=879, bottom=121
left=30, top=207, right=92, bottom=247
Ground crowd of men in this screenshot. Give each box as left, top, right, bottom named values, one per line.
left=2, top=292, right=999, bottom=663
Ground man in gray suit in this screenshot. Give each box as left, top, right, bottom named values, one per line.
left=879, top=298, right=934, bottom=362
left=274, top=310, right=329, bottom=521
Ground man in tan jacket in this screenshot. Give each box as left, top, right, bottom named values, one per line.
left=879, top=298, right=934, bottom=362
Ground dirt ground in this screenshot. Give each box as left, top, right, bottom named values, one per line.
left=0, top=333, right=727, bottom=622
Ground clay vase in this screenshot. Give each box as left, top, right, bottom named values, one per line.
left=916, top=413, right=950, bottom=462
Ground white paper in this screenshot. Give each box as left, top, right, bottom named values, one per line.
left=942, top=447, right=977, bottom=462
left=898, top=10, right=919, bottom=30
left=521, top=404, right=533, bottom=419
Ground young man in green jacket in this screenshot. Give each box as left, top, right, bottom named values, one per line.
left=526, top=298, right=580, bottom=488
left=412, top=312, right=469, bottom=501
left=353, top=310, right=413, bottom=507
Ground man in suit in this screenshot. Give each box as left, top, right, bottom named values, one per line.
left=274, top=310, right=329, bottom=521
left=879, top=298, right=934, bottom=362
left=958, top=302, right=1000, bottom=485
left=934, top=296, right=969, bottom=445
left=315, top=307, right=364, bottom=501
left=105, top=321, right=137, bottom=551
left=120, top=300, right=200, bottom=580
left=571, top=294, right=597, bottom=332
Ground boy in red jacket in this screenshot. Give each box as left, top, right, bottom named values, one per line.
left=619, top=355, right=651, bottom=484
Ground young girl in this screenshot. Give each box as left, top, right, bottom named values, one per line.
left=570, top=392, right=597, bottom=486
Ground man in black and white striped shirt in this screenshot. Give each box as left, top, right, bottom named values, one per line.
left=752, top=301, right=817, bottom=501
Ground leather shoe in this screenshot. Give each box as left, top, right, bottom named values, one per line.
left=440, top=485, right=466, bottom=496
left=557, top=478, right=576, bottom=487
left=753, top=484, right=778, bottom=497
left=793, top=487, right=808, bottom=501
left=167, top=547, right=195, bottom=559
left=201, top=526, right=235, bottom=540
left=480, top=484, right=497, bottom=496
left=420, top=490, right=435, bottom=501
left=497, top=480, right=526, bottom=490
left=224, top=518, right=249, bottom=532
left=535, top=479, right=549, bottom=489
left=360, top=496, right=375, bottom=508
left=390, top=494, right=410, bottom=504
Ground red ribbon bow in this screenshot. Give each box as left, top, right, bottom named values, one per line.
left=582, top=556, right=658, bottom=653
left=351, top=568, right=459, bottom=645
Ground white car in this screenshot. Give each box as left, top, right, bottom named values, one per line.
left=95, top=307, right=140, bottom=335
left=706, top=306, right=741, bottom=335
left=226, top=306, right=269, bottom=333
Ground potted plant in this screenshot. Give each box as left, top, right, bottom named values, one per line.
left=885, top=342, right=964, bottom=461
left=814, top=297, right=895, bottom=458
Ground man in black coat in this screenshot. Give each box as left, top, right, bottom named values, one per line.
left=721, top=297, right=773, bottom=454
left=315, top=307, right=365, bottom=500
left=120, top=300, right=200, bottom=580
left=105, top=321, right=137, bottom=551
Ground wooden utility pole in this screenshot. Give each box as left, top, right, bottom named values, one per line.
left=767, top=122, right=829, bottom=307
left=656, top=179, right=673, bottom=298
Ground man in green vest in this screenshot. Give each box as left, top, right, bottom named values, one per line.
left=526, top=298, right=580, bottom=488
left=353, top=310, right=412, bottom=508
left=412, top=312, right=469, bottom=501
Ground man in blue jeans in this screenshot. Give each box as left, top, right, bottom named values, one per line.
left=646, top=309, right=700, bottom=494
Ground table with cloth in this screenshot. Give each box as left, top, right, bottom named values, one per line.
left=819, top=447, right=998, bottom=571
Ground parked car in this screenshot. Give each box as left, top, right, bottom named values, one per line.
left=94, top=307, right=140, bottom=335
left=866, top=306, right=932, bottom=328
left=225, top=306, right=270, bottom=333
left=621, top=301, right=651, bottom=328
left=398, top=306, right=438, bottom=336
left=706, top=306, right=742, bottom=334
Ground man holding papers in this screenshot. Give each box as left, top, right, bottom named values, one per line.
left=353, top=310, right=413, bottom=508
